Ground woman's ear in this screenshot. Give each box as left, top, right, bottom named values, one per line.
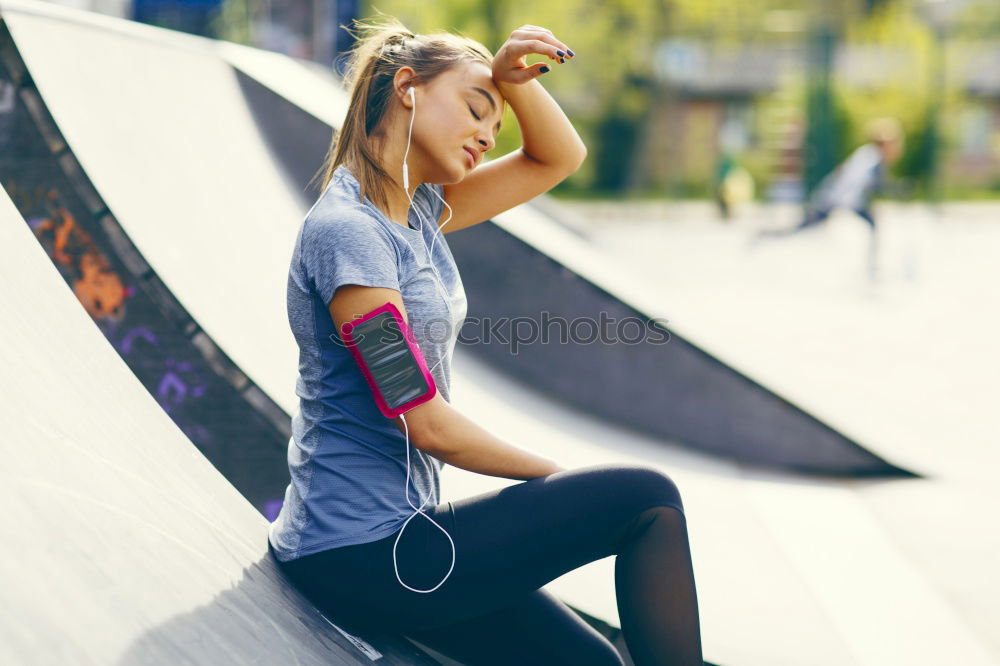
left=393, top=67, right=418, bottom=109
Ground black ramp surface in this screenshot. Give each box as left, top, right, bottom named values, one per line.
left=446, top=222, right=916, bottom=477
left=234, top=67, right=333, bottom=207
left=0, top=192, right=439, bottom=664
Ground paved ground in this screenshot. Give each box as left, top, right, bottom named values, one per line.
left=542, top=198, right=1000, bottom=661
left=556, top=199, right=1000, bottom=480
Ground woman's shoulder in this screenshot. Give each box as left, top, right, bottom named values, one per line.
left=303, top=209, right=397, bottom=256
left=304, top=181, right=388, bottom=236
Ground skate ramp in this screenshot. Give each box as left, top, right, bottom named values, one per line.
left=0, top=3, right=297, bottom=518
left=0, top=189, right=440, bottom=665
left=5, top=2, right=997, bottom=664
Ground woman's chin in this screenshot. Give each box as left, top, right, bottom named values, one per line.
left=446, top=160, right=469, bottom=182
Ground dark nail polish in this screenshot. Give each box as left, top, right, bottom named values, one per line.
left=540, top=65, right=550, bottom=73
left=556, top=50, right=565, bottom=57
left=567, top=49, right=575, bottom=57
left=558, top=58, right=565, bottom=64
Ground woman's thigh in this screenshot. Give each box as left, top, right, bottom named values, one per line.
left=291, top=462, right=684, bottom=634
left=407, top=587, right=625, bottom=666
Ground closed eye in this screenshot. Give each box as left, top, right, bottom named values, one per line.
left=469, top=104, right=499, bottom=141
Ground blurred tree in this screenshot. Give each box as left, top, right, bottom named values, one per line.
left=592, top=85, right=642, bottom=193
left=949, top=0, right=1000, bottom=40
left=210, top=0, right=255, bottom=45
left=837, top=0, right=941, bottom=199
left=897, top=106, right=939, bottom=198
left=802, top=25, right=840, bottom=198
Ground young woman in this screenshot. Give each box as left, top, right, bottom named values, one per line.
left=267, top=15, right=704, bottom=666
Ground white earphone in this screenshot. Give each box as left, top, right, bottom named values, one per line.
left=394, top=84, right=457, bottom=594
left=401, top=86, right=414, bottom=192
left=403, top=85, right=453, bottom=267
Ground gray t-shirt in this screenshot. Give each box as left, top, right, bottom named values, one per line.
left=268, top=164, right=468, bottom=562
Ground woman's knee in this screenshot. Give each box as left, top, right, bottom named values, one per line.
left=574, top=642, right=627, bottom=666
left=548, top=627, right=625, bottom=666
left=591, top=640, right=628, bottom=666
left=605, top=464, right=684, bottom=514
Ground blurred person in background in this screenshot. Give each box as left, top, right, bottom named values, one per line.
left=713, top=152, right=755, bottom=221
left=754, top=117, right=905, bottom=280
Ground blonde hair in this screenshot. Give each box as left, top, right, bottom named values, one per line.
left=313, top=12, right=494, bottom=212
left=865, top=117, right=903, bottom=146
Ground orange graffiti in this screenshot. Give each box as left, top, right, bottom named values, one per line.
left=28, top=189, right=128, bottom=323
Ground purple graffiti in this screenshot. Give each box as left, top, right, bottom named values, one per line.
left=119, top=326, right=157, bottom=354
left=157, top=358, right=207, bottom=414
left=263, top=499, right=284, bottom=522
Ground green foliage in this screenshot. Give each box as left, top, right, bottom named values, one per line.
left=353, top=0, right=998, bottom=200
left=895, top=106, right=939, bottom=198
left=591, top=100, right=639, bottom=193
left=950, top=0, right=1000, bottom=40
left=209, top=0, right=255, bottom=45
left=836, top=1, right=954, bottom=196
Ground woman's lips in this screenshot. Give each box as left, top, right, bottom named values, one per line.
left=463, top=147, right=476, bottom=168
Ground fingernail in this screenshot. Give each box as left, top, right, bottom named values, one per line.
left=558, top=57, right=564, bottom=64
left=540, top=65, right=550, bottom=73
left=556, top=50, right=565, bottom=57
left=567, top=49, right=575, bottom=56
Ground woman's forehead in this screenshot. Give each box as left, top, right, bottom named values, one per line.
left=461, top=71, right=503, bottom=120
left=443, top=62, right=498, bottom=95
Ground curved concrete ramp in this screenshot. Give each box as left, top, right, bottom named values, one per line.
left=444, top=220, right=910, bottom=476
left=0, top=4, right=294, bottom=517
left=0, top=0, right=910, bottom=476
left=0, top=192, right=440, bottom=664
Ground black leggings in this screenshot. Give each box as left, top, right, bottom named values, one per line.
left=269, top=463, right=703, bottom=665
left=799, top=206, right=876, bottom=231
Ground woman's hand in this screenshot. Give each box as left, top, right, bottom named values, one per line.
left=492, top=24, right=575, bottom=86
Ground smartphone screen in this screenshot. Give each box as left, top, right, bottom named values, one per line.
left=349, top=311, right=430, bottom=409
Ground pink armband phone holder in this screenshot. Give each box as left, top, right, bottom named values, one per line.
left=340, top=301, right=437, bottom=419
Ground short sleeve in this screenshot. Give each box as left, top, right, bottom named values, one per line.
left=301, top=213, right=401, bottom=307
